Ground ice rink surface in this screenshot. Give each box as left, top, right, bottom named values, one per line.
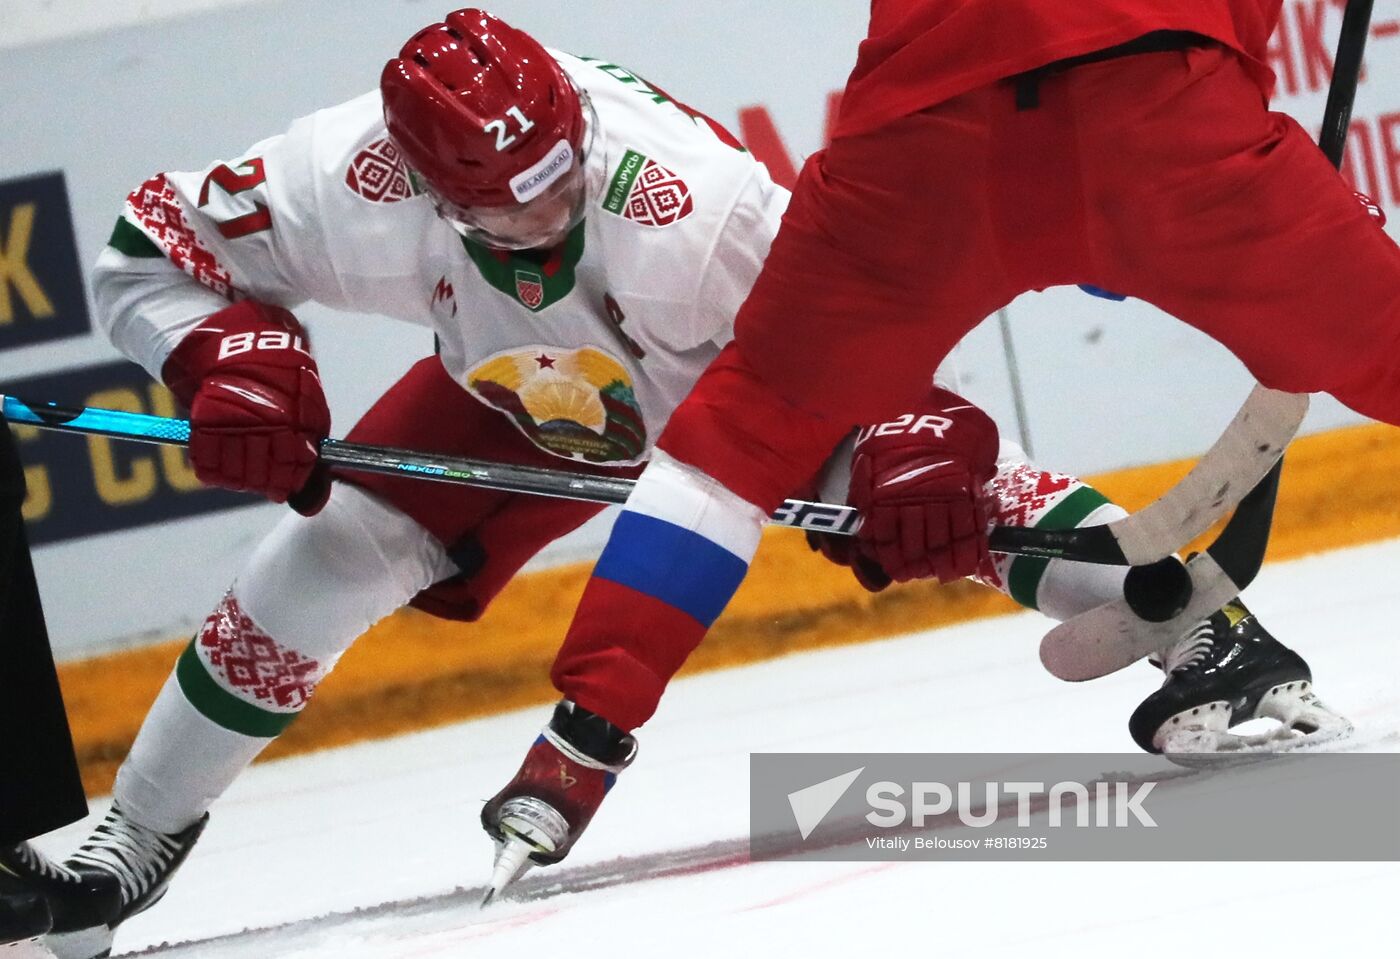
left=33, top=539, right=1400, bottom=958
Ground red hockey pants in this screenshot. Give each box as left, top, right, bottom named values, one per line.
left=661, top=42, right=1400, bottom=512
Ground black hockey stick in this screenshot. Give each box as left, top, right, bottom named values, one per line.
left=1039, top=0, right=1377, bottom=680
left=0, top=390, right=1298, bottom=560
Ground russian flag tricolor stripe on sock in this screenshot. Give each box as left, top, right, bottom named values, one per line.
left=593, top=450, right=768, bottom=626
left=555, top=451, right=771, bottom=729
left=624, top=450, right=768, bottom=558
left=593, top=511, right=748, bottom=627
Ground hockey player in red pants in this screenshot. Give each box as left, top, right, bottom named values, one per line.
left=483, top=1, right=1399, bottom=895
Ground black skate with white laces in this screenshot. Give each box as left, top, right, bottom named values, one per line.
left=1129, top=600, right=1352, bottom=760
left=34, top=803, right=207, bottom=959
left=480, top=700, right=637, bottom=905
left=1, top=884, right=50, bottom=948
left=2, top=843, right=62, bottom=946
left=1, top=839, right=122, bottom=953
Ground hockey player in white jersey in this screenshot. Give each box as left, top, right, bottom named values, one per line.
left=0, top=9, right=1349, bottom=952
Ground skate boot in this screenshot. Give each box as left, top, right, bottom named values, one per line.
left=1, top=844, right=58, bottom=946
left=480, top=700, right=637, bottom=904
left=40, top=803, right=207, bottom=959
left=1, top=838, right=121, bottom=955
left=1129, top=599, right=1352, bottom=760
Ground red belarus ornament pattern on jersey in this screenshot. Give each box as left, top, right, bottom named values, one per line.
left=984, top=463, right=1074, bottom=530
left=125, top=173, right=237, bottom=299
left=345, top=137, right=415, bottom=203
left=622, top=159, right=694, bottom=227
left=975, top=464, right=1076, bottom=589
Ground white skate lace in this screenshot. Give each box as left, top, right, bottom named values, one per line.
left=68, top=806, right=184, bottom=906
left=541, top=724, right=636, bottom=773
left=8, top=842, right=81, bottom=884
left=1161, top=619, right=1216, bottom=674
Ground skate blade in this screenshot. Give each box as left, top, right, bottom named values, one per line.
left=1164, top=725, right=1355, bottom=768
left=1, top=939, right=58, bottom=958
left=1159, top=683, right=1354, bottom=768
left=1255, top=684, right=1353, bottom=739
left=481, top=833, right=539, bottom=907
left=41, top=926, right=114, bottom=959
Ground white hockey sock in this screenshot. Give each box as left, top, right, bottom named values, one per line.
left=115, top=672, right=269, bottom=834
left=975, top=446, right=1130, bottom=622
left=113, top=483, right=455, bottom=834
left=1031, top=501, right=1131, bottom=622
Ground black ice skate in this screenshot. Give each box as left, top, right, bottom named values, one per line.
left=36, top=803, right=207, bottom=959
left=0, top=838, right=124, bottom=956
left=1129, top=599, right=1352, bottom=760
left=1, top=843, right=60, bottom=946
left=480, top=700, right=637, bottom=905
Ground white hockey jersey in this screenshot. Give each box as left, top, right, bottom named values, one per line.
left=93, top=51, right=787, bottom=467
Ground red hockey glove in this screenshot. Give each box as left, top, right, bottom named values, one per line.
left=805, top=528, right=893, bottom=593
left=162, top=300, right=331, bottom=515
left=848, top=389, right=999, bottom=585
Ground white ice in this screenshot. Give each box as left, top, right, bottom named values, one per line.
left=33, top=538, right=1400, bottom=958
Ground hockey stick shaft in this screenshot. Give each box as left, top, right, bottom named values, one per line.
left=1, top=394, right=866, bottom=535
left=0, top=412, right=88, bottom=840
left=1320, top=0, right=1373, bottom=169
left=0, top=391, right=1310, bottom=562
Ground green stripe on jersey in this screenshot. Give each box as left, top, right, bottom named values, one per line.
left=175, top=640, right=300, bottom=738
left=1006, top=485, right=1113, bottom=611
left=107, top=218, right=163, bottom=257
left=459, top=220, right=586, bottom=312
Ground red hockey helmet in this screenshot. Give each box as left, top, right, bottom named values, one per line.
left=381, top=9, right=596, bottom=248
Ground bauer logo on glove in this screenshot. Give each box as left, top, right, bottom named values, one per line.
left=161, top=300, right=332, bottom=515
left=854, top=411, right=955, bottom=444
left=215, top=328, right=312, bottom=362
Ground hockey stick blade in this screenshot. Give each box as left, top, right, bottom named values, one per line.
left=989, top=384, right=1306, bottom=565
left=1041, top=433, right=1283, bottom=681
left=1041, top=552, right=1241, bottom=681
